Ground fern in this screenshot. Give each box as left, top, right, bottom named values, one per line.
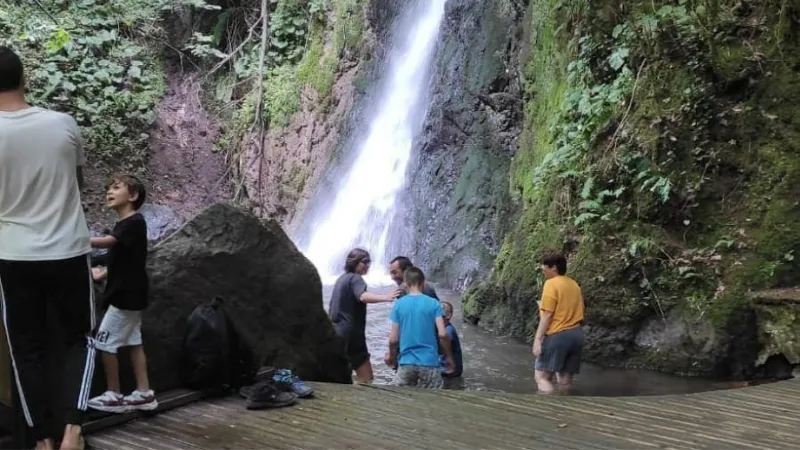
left=574, top=212, right=599, bottom=226
left=578, top=199, right=602, bottom=211
left=580, top=176, right=595, bottom=199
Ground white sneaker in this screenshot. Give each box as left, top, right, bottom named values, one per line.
left=123, top=389, right=158, bottom=411
left=88, top=391, right=125, bottom=413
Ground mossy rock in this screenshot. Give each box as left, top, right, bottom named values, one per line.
left=752, top=289, right=800, bottom=366
left=467, top=0, right=800, bottom=378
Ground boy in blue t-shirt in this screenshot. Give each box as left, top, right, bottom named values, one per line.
left=439, top=301, right=463, bottom=378
left=386, top=267, right=455, bottom=389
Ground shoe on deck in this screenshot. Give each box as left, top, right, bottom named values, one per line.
left=245, top=381, right=297, bottom=410
left=273, top=369, right=314, bottom=398
left=123, top=389, right=158, bottom=411
left=88, top=391, right=125, bottom=413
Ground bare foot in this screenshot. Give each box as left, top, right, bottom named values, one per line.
left=34, top=438, right=54, bottom=450
left=60, top=424, right=84, bottom=450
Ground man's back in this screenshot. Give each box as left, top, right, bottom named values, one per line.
left=541, top=275, right=584, bottom=335
left=0, top=107, right=89, bottom=260
left=390, top=294, right=443, bottom=367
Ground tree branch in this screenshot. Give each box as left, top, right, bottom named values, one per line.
left=203, top=15, right=262, bottom=80
left=32, top=0, right=59, bottom=25
left=252, top=0, right=269, bottom=127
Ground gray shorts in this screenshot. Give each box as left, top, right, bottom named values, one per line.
left=535, top=326, right=584, bottom=374
left=394, top=365, right=443, bottom=389
left=94, top=305, right=143, bottom=354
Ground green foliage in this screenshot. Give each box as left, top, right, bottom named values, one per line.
left=269, top=0, right=311, bottom=65
left=199, top=0, right=365, bottom=137
left=264, top=64, right=300, bottom=127
left=470, top=0, right=800, bottom=367
left=296, top=30, right=337, bottom=100
left=333, top=0, right=365, bottom=57
left=528, top=3, right=723, bottom=230
left=0, top=0, right=167, bottom=166
left=186, top=31, right=227, bottom=60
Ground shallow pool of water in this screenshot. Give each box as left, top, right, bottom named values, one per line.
left=323, top=284, right=732, bottom=396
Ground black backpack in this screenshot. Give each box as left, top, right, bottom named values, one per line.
left=182, top=296, right=259, bottom=390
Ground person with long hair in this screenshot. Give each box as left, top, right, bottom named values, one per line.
left=329, top=248, right=399, bottom=384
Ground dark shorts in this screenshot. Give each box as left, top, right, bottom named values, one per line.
left=535, top=326, right=584, bottom=374
left=342, top=333, right=370, bottom=370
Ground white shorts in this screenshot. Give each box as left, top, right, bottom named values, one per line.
left=94, top=305, right=143, bottom=353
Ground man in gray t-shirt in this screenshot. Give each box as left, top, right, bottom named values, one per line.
left=388, top=256, right=439, bottom=300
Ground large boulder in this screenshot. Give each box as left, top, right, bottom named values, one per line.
left=109, top=203, right=350, bottom=393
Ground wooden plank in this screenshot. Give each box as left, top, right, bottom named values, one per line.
left=0, top=370, right=273, bottom=449
left=87, top=378, right=800, bottom=450
left=82, top=367, right=275, bottom=434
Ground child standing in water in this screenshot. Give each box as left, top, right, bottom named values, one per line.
left=440, top=301, right=463, bottom=378
left=386, top=267, right=455, bottom=389
left=88, top=174, right=157, bottom=412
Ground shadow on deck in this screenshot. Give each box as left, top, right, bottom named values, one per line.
left=89, top=377, right=800, bottom=450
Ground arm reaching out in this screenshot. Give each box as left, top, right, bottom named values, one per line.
left=360, top=290, right=399, bottom=304
left=351, top=275, right=398, bottom=304
left=90, top=235, right=117, bottom=249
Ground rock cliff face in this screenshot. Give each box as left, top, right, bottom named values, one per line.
left=405, top=0, right=522, bottom=289
left=458, top=0, right=800, bottom=380
left=237, top=0, right=406, bottom=231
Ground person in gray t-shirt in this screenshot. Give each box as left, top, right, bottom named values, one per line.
left=330, top=248, right=399, bottom=384
left=388, top=256, right=439, bottom=300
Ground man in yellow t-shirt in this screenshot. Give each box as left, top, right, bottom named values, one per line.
left=532, top=253, right=585, bottom=393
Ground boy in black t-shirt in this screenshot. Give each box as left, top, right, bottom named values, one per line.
left=87, top=174, right=157, bottom=413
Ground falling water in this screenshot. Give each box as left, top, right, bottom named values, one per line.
left=300, top=0, right=447, bottom=283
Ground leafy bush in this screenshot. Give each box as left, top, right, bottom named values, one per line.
left=0, top=0, right=168, bottom=167
left=471, top=0, right=800, bottom=347
left=264, top=64, right=300, bottom=127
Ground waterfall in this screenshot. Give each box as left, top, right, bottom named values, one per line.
left=298, top=0, right=447, bottom=283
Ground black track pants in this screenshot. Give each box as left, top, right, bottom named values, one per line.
left=0, top=255, right=96, bottom=440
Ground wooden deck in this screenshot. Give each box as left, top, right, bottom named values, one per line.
left=90, top=378, right=800, bottom=450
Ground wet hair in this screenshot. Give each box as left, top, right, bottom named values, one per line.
left=0, top=47, right=23, bottom=93
left=389, top=256, right=413, bottom=271
left=441, top=301, right=454, bottom=318
left=542, top=252, right=567, bottom=276
left=107, top=173, right=147, bottom=210
left=403, top=266, right=425, bottom=288
left=344, top=248, right=370, bottom=273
